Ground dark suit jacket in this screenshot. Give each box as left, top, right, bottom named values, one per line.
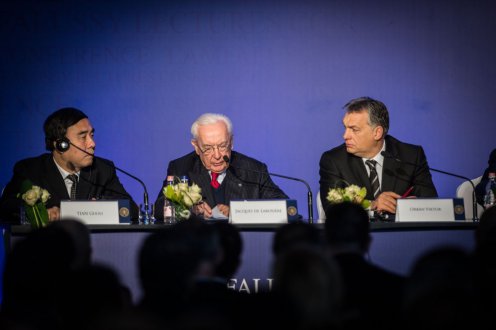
left=0, top=153, right=138, bottom=223
left=319, top=135, right=438, bottom=212
left=154, top=151, right=288, bottom=219
left=475, top=148, right=496, bottom=206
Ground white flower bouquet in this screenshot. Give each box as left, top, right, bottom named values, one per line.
left=18, top=180, right=51, bottom=228
left=326, top=184, right=371, bottom=209
left=163, top=181, right=202, bottom=220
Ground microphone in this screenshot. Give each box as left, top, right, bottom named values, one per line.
left=55, top=137, right=149, bottom=223
left=381, top=150, right=479, bottom=221
left=223, top=155, right=314, bottom=223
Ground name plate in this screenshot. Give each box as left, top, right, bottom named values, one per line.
left=229, top=199, right=298, bottom=224
left=60, top=200, right=131, bottom=224
left=396, top=198, right=465, bottom=222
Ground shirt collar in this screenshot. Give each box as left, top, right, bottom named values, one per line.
left=209, top=170, right=226, bottom=184
left=362, top=142, right=386, bottom=168
left=53, top=157, right=80, bottom=180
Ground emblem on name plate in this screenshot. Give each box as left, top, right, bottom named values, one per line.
left=287, top=205, right=297, bottom=217
left=454, top=204, right=464, bottom=215
left=119, top=207, right=130, bottom=217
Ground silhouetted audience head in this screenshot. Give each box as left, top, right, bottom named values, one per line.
left=475, top=204, right=496, bottom=252
left=271, top=245, right=343, bottom=329
left=59, top=263, right=132, bottom=330
left=272, top=221, right=323, bottom=256
left=138, top=218, right=221, bottom=325
left=51, top=218, right=92, bottom=270
left=212, top=221, right=243, bottom=280
left=2, top=224, right=77, bottom=329
left=324, top=202, right=371, bottom=254
left=472, top=204, right=496, bottom=325
left=402, top=246, right=477, bottom=330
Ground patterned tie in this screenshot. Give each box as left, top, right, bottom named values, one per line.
left=365, top=160, right=381, bottom=199
left=67, top=174, right=78, bottom=200
left=211, top=172, right=220, bottom=189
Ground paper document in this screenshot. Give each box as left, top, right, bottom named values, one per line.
left=211, top=205, right=228, bottom=219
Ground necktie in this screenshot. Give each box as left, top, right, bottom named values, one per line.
left=365, top=160, right=380, bottom=199
left=211, top=172, right=220, bottom=189
left=67, top=174, right=78, bottom=200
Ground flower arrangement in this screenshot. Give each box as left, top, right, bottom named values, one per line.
left=162, top=180, right=202, bottom=220
left=18, top=180, right=51, bottom=228
left=326, top=184, right=371, bottom=209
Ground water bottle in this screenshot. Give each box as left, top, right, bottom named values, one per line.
left=150, top=204, right=157, bottom=224
left=180, top=175, right=189, bottom=184
left=483, top=172, right=496, bottom=209
left=164, top=175, right=176, bottom=224
left=138, top=204, right=147, bottom=225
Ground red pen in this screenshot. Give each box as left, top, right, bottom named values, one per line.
left=402, top=186, right=414, bottom=198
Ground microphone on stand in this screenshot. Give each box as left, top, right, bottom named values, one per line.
left=381, top=150, right=479, bottom=221
left=55, top=138, right=149, bottom=223
left=223, top=155, right=314, bottom=223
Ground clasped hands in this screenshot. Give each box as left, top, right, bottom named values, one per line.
left=371, top=191, right=416, bottom=214
left=192, top=201, right=229, bottom=218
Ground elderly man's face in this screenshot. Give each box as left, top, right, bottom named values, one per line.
left=192, top=121, right=232, bottom=173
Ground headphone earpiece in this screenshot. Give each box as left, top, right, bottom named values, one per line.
left=55, top=138, right=71, bottom=152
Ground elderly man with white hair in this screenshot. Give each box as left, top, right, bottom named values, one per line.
left=154, top=113, right=288, bottom=219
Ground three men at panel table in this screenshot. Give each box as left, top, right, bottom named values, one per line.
left=1, top=99, right=438, bottom=223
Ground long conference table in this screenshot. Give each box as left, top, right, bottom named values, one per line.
left=5, top=220, right=477, bottom=303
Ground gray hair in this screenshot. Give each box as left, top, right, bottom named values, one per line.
left=343, top=97, right=389, bottom=136
left=191, top=113, right=233, bottom=139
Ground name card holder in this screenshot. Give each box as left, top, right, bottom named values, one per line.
left=396, top=198, right=465, bottom=222
left=229, top=199, right=299, bottom=224
left=60, top=200, right=131, bottom=224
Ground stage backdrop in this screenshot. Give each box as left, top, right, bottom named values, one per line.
left=0, top=0, right=495, bottom=299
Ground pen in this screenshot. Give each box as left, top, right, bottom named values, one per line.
left=401, top=186, right=414, bottom=198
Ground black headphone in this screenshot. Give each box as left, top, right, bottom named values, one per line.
left=55, top=137, right=71, bottom=152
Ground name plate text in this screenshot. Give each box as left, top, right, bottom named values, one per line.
left=229, top=199, right=298, bottom=224
left=396, top=198, right=465, bottom=222
left=60, top=200, right=131, bottom=224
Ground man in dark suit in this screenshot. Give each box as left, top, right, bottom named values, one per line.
left=475, top=148, right=496, bottom=207
left=319, top=97, right=437, bottom=216
left=154, top=113, right=288, bottom=219
left=0, top=107, right=138, bottom=223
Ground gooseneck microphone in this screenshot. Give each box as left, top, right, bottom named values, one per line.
left=381, top=150, right=478, bottom=221
left=223, top=155, right=314, bottom=223
left=55, top=137, right=150, bottom=222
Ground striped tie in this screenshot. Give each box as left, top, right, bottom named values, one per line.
left=365, top=160, right=380, bottom=199
left=67, top=174, right=78, bottom=200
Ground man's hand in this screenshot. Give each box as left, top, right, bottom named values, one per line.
left=217, top=204, right=230, bottom=217
left=47, top=206, right=60, bottom=222
left=371, top=191, right=401, bottom=214
left=193, top=201, right=213, bottom=218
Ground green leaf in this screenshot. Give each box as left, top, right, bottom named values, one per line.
left=36, top=202, right=49, bottom=226
left=19, top=179, right=34, bottom=194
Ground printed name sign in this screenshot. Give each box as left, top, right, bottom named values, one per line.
left=229, top=199, right=299, bottom=224
left=60, top=200, right=131, bottom=224
left=396, top=198, right=465, bottom=222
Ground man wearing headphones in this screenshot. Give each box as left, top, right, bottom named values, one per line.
left=0, top=107, right=138, bottom=223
